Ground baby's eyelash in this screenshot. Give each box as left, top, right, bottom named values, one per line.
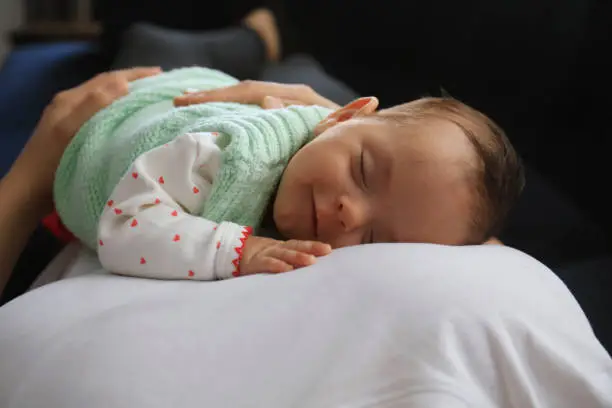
left=360, top=150, right=367, bottom=187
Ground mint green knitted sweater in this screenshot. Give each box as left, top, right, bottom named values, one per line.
left=54, top=67, right=331, bottom=249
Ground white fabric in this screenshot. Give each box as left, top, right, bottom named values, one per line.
left=1, top=244, right=611, bottom=408
left=98, top=131, right=249, bottom=280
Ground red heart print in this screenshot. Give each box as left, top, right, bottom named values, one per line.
left=131, top=219, right=138, bottom=227
left=154, top=198, right=161, bottom=204
left=171, top=210, right=178, bottom=217
left=107, top=200, right=114, bottom=207
left=140, top=257, right=146, bottom=264
left=173, top=234, right=180, bottom=242
left=114, top=208, right=123, bottom=215
left=188, top=270, right=195, bottom=277
left=132, top=172, right=138, bottom=179
left=158, top=176, right=165, bottom=184
left=216, top=241, right=221, bottom=249
left=213, top=226, right=217, bottom=231
left=193, top=186, right=200, bottom=194
left=99, top=239, right=104, bottom=246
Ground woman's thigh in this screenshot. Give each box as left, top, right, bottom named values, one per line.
left=110, top=23, right=360, bottom=106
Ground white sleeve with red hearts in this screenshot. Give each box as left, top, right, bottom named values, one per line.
left=97, top=132, right=253, bottom=280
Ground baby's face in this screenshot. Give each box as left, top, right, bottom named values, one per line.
left=273, top=116, right=477, bottom=247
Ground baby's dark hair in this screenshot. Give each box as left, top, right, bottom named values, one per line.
left=375, top=97, right=525, bottom=243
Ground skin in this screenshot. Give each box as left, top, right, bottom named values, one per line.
left=0, top=76, right=340, bottom=294
left=0, top=10, right=501, bottom=292
left=273, top=99, right=477, bottom=248
left=0, top=76, right=337, bottom=295
left=178, top=87, right=500, bottom=274
left=0, top=67, right=162, bottom=295
left=0, top=76, right=493, bottom=297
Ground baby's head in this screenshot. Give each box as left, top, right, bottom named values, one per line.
left=273, top=96, right=524, bottom=247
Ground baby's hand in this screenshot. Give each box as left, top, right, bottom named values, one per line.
left=240, top=236, right=332, bottom=276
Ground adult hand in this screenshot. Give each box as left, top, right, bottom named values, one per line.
left=174, top=80, right=341, bottom=110
left=0, top=67, right=160, bottom=296
left=9, top=67, right=162, bottom=209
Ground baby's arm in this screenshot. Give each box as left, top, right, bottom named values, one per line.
left=97, top=132, right=252, bottom=280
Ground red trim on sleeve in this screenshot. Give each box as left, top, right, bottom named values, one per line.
left=231, top=226, right=253, bottom=277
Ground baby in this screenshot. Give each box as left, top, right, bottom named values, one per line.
left=54, top=67, right=524, bottom=280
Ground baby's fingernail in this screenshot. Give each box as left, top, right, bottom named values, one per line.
left=183, top=88, right=199, bottom=94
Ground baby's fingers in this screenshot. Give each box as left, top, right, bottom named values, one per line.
left=268, top=246, right=316, bottom=268
left=284, top=240, right=332, bottom=257
left=241, top=257, right=293, bottom=275
left=261, top=257, right=294, bottom=274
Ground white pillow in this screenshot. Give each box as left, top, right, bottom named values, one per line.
left=0, top=244, right=610, bottom=407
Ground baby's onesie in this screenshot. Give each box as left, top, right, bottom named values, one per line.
left=98, top=131, right=249, bottom=280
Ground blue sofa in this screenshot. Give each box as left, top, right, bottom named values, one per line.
left=0, top=42, right=103, bottom=176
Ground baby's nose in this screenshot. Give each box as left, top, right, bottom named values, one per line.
left=337, top=196, right=368, bottom=232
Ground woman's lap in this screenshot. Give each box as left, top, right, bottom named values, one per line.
left=111, top=22, right=360, bottom=105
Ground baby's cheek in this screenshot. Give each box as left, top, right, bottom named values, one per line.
left=273, top=188, right=309, bottom=239
left=311, top=155, right=346, bottom=185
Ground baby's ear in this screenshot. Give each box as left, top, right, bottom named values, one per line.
left=314, top=97, right=379, bottom=136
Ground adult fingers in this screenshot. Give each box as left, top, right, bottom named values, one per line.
left=174, top=80, right=340, bottom=109
left=49, top=67, right=161, bottom=115
left=49, top=70, right=138, bottom=135
left=50, top=86, right=122, bottom=144
left=263, top=98, right=318, bottom=109
left=84, top=67, right=162, bottom=91
left=262, top=95, right=285, bottom=109
left=116, top=66, right=163, bottom=82
left=174, top=81, right=267, bottom=106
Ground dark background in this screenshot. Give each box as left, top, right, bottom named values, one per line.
left=96, top=0, right=612, bottom=238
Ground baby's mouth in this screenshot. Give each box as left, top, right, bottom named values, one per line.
left=311, top=192, right=319, bottom=240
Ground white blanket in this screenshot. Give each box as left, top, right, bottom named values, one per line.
left=1, top=244, right=611, bottom=407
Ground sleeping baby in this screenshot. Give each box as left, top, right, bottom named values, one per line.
left=54, top=67, right=524, bottom=280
